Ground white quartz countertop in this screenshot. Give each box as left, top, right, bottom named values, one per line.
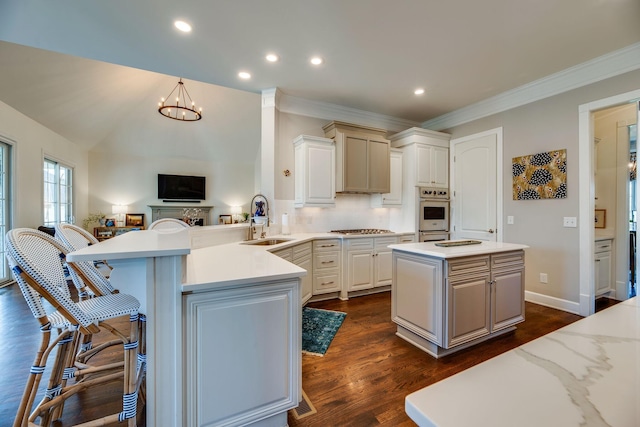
left=405, top=296, right=640, bottom=427
left=66, top=228, right=191, bottom=261
left=389, top=240, right=528, bottom=259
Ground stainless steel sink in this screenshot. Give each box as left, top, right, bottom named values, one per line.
left=241, top=238, right=293, bottom=246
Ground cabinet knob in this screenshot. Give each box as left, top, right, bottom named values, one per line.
left=488, top=229, right=495, bottom=234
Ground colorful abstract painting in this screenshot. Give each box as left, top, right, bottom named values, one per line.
left=512, top=149, right=567, bottom=200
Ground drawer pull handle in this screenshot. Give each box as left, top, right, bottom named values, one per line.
left=321, top=261, right=334, bottom=264
left=320, top=244, right=336, bottom=247
left=321, top=281, right=335, bottom=285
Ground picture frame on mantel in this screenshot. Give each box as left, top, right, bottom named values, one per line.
left=595, top=209, right=606, bottom=228
left=126, top=213, right=145, bottom=227
left=219, top=214, right=232, bottom=225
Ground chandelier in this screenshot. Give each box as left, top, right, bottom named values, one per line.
left=158, top=78, right=202, bottom=121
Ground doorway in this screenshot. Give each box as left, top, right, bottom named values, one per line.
left=578, top=89, right=640, bottom=316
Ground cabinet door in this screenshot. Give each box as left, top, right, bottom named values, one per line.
left=368, top=137, right=390, bottom=193
left=491, top=268, right=525, bottom=331
left=374, top=237, right=396, bottom=287
left=415, top=144, right=433, bottom=187
left=306, top=143, right=336, bottom=204
left=296, top=255, right=313, bottom=304
left=344, top=135, right=369, bottom=192
left=446, top=274, right=490, bottom=348
left=595, top=250, right=612, bottom=295
left=431, top=146, right=449, bottom=188
left=347, top=250, right=374, bottom=291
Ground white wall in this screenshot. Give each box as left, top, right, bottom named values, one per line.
left=442, top=69, right=640, bottom=306
left=0, top=100, right=89, bottom=228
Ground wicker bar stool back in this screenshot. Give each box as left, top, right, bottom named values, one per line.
left=54, top=223, right=112, bottom=279
left=148, top=217, right=190, bottom=231
left=6, top=228, right=143, bottom=427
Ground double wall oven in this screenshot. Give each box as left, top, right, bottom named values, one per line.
left=418, top=187, right=449, bottom=242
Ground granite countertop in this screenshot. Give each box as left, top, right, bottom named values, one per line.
left=388, top=240, right=528, bottom=259
left=405, top=296, right=640, bottom=427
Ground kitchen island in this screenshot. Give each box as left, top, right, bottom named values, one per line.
left=405, top=296, right=639, bottom=427
left=388, top=240, right=529, bottom=358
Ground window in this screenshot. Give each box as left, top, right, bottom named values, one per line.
left=0, top=141, right=12, bottom=285
left=43, top=158, right=73, bottom=227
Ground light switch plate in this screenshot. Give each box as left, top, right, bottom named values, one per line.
left=507, top=216, right=514, bottom=225
left=563, top=217, right=577, bottom=227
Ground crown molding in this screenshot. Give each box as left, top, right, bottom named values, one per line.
left=275, top=91, right=420, bottom=133
left=422, top=42, right=640, bottom=131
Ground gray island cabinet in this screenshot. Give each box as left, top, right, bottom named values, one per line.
left=389, top=241, right=528, bottom=358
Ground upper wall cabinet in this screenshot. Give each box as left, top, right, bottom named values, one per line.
left=389, top=127, right=451, bottom=189
left=371, top=149, right=403, bottom=207
left=293, top=135, right=336, bottom=208
left=323, top=121, right=390, bottom=193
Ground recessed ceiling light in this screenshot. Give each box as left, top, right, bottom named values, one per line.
left=174, top=20, right=192, bottom=33
left=310, top=57, right=323, bottom=65
left=238, top=71, right=251, bottom=80
left=414, top=88, right=425, bottom=95
left=266, top=53, right=279, bottom=62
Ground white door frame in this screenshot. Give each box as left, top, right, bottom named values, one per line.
left=450, top=127, right=504, bottom=242
left=578, top=89, right=640, bottom=316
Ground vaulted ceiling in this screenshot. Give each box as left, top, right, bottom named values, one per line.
left=0, top=0, right=639, bottom=151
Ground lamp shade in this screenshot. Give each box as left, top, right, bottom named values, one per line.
left=112, top=205, right=128, bottom=214
left=230, top=205, right=242, bottom=214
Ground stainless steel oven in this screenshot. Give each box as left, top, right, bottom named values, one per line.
left=418, top=187, right=449, bottom=233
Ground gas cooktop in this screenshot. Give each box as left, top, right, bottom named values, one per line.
left=330, top=229, right=394, bottom=235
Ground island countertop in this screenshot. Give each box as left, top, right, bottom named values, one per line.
left=388, top=240, right=529, bottom=259
left=405, top=296, right=640, bottom=427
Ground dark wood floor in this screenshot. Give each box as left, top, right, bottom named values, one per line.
left=0, top=282, right=618, bottom=426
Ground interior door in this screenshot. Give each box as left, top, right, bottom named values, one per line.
left=451, top=129, right=500, bottom=241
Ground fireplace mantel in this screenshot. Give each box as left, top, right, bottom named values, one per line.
left=149, top=205, right=214, bottom=226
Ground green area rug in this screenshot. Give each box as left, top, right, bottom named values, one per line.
left=302, top=307, right=346, bottom=356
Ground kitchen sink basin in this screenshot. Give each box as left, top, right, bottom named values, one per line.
left=241, top=238, right=293, bottom=246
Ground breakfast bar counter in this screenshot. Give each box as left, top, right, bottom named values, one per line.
left=405, top=296, right=640, bottom=427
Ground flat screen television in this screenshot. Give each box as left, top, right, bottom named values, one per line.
left=158, top=174, right=206, bottom=201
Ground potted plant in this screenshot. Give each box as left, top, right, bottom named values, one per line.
left=83, top=212, right=106, bottom=230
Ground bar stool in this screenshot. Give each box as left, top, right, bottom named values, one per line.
left=148, top=217, right=190, bottom=231
left=6, top=228, right=144, bottom=426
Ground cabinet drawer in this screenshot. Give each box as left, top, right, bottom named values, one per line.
left=375, top=237, right=398, bottom=249
left=595, top=239, right=612, bottom=253
left=346, top=237, right=374, bottom=250
left=314, top=252, right=340, bottom=270
left=313, top=239, right=341, bottom=252
left=397, top=234, right=417, bottom=243
left=491, top=251, right=524, bottom=271
left=447, top=255, right=490, bottom=277
left=292, top=242, right=312, bottom=261
left=313, top=271, right=341, bottom=294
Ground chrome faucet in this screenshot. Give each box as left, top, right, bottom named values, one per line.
left=247, top=194, right=269, bottom=241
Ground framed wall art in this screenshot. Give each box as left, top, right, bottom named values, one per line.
left=125, top=213, right=145, bottom=227
left=512, top=149, right=567, bottom=200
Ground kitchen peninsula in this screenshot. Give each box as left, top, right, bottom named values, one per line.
left=389, top=240, right=529, bottom=358
left=66, top=228, right=307, bottom=427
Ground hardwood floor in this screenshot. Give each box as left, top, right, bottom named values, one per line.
left=1, top=283, right=600, bottom=426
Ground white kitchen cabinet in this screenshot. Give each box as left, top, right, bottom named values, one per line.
left=371, top=149, right=403, bottom=207
left=312, top=239, right=342, bottom=295
left=293, top=135, right=336, bottom=207
left=415, top=144, right=448, bottom=188
left=293, top=242, right=313, bottom=304
left=344, top=236, right=396, bottom=294
left=323, top=121, right=390, bottom=194
left=272, top=242, right=313, bottom=304
left=183, top=279, right=300, bottom=426
left=595, top=238, right=613, bottom=296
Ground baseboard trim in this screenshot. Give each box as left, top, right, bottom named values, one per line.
left=525, top=291, right=581, bottom=315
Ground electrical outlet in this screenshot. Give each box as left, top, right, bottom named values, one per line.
left=539, top=273, right=548, bottom=283
left=563, top=217, right=577, bottom=227
left=507, top=216, right=514, bottom=225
